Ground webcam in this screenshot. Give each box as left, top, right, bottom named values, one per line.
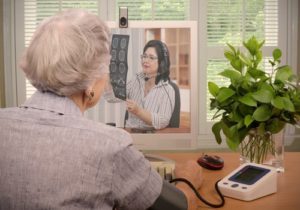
left=119, top=7, right=128, bottom=28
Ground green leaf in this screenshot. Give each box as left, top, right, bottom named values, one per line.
left=224, top=50, right=235, bottom=61
left=275, top=65, right=293, bottom=83
left=252, top=89, right=273, bottom=103
left=288, top=74, right=298, bottom=83
left=244, top=115, right=254, bottom=127
left=230, top=58, right=243, bottom=72
left=271, top=96, right=285, bottom=109
left=220, top=120, right=231, bottom=138
left=282, top=97, right=295, bottom=112
left=238, top=127, right=250, bottom=143
left=243, top=36, right=259, bottom=56
left=226, top=43, right=236, bottom=54
left=258, top=40, right=265, bottom=49
left=253, top=105, right=272, bottom=121
left=273, top=48, right=282, bottom=61
left=212, top=121, right=223, bottom=144
left=260, top=83, right=274, bottom=92
left=239, top=53, right=252, bottom=66
left=236, top=119, right=244, bottom=129
left=293, top=95, right=300, bottom=111
left=255, top=50, right=263, bottom=64
left=208, top=82, right=219, bottom=97
left=238, top=103, right=255, bottom=116
left=212, top=113, right=224, bottom=121
left=219, top=69, right=241, bottom=81
left=257, top=122, right=266, bottom=134
left=226, top=125, right=240, bottom=150
left=209, top=99, right=218, bottom=111
left=266, top=118, right=286, bottom=133
left=230, top=110, right=243, bottom=123
left=247, top=69, right=265, bottom=79
left=226, top=137, right=240, bottom=151
left=216, top=88, right=235, bottom=103
left=239, top=94, right=257, bottom=107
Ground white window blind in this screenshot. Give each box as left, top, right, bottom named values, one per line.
left=116, top=0, right=189, bottom=20
left=207, top=0, right=278, bottom=46
left=205, top=0, right=279, bottom=121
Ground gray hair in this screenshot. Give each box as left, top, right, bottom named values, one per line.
left=20, top=9, right=111, bottom=96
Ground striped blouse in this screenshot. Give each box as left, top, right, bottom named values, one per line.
left=125, top=73, right=175, bottom=130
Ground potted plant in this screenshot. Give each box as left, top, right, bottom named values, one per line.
left=208, top=36, right=300, bottom=171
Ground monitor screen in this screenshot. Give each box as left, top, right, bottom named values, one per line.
left=85, top=21, right=198, bottom=150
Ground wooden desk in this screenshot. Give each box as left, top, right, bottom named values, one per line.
left=157, top=152, right=300, bottom=210
left=125, top=127, right=190, bottom=133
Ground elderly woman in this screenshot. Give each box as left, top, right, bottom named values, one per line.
left=0, top=9, right=202, bottom=210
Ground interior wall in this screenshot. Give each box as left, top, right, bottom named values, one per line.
left=0, top=0, right=5, bottom=107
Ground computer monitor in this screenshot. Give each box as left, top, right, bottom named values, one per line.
left=86, top=21, right=198, bottom=150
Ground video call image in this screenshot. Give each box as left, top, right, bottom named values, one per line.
left=102, top=26, right=193, bottom=134
left=109, top=34, right=130, bottom=100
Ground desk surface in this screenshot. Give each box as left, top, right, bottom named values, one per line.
left=125, top=127, right=190, bottom=133
left=157, top=152, right=300, bottom=210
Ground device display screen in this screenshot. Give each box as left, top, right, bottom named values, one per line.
left=229, top=165, right=270, bottom=185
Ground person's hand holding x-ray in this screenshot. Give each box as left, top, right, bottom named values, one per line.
left=126, top=99, right=139, bottom=115
left=126, top=99, right=153, bottom=126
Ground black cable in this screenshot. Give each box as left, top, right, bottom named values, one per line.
left=170, top=178, right=225, bottom=208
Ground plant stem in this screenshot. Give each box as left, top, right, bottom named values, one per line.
left=240, top=131, right=275, bottom=164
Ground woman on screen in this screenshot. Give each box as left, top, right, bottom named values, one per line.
left=106, top=40, right=177, bottom=130
left=126, top=40, right=177, bottom=130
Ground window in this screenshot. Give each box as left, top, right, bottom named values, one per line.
left=8, top=0, right=292, bottom=148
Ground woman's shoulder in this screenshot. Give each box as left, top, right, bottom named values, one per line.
left=157, top=80, right=175, bottom=92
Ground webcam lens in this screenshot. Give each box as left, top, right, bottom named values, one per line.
left=120, top=17, right=127, bottom=26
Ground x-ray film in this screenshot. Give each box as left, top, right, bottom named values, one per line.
left=109, top=34, right=129, bottom=100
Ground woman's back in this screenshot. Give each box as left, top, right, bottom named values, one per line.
left=0, top=91, right=161, bottom=210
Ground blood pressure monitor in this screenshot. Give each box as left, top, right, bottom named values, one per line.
left=218, top=163, right=277, bottom=201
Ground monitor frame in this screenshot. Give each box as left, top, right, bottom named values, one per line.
left=106, top=21, right=198, bottom=150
